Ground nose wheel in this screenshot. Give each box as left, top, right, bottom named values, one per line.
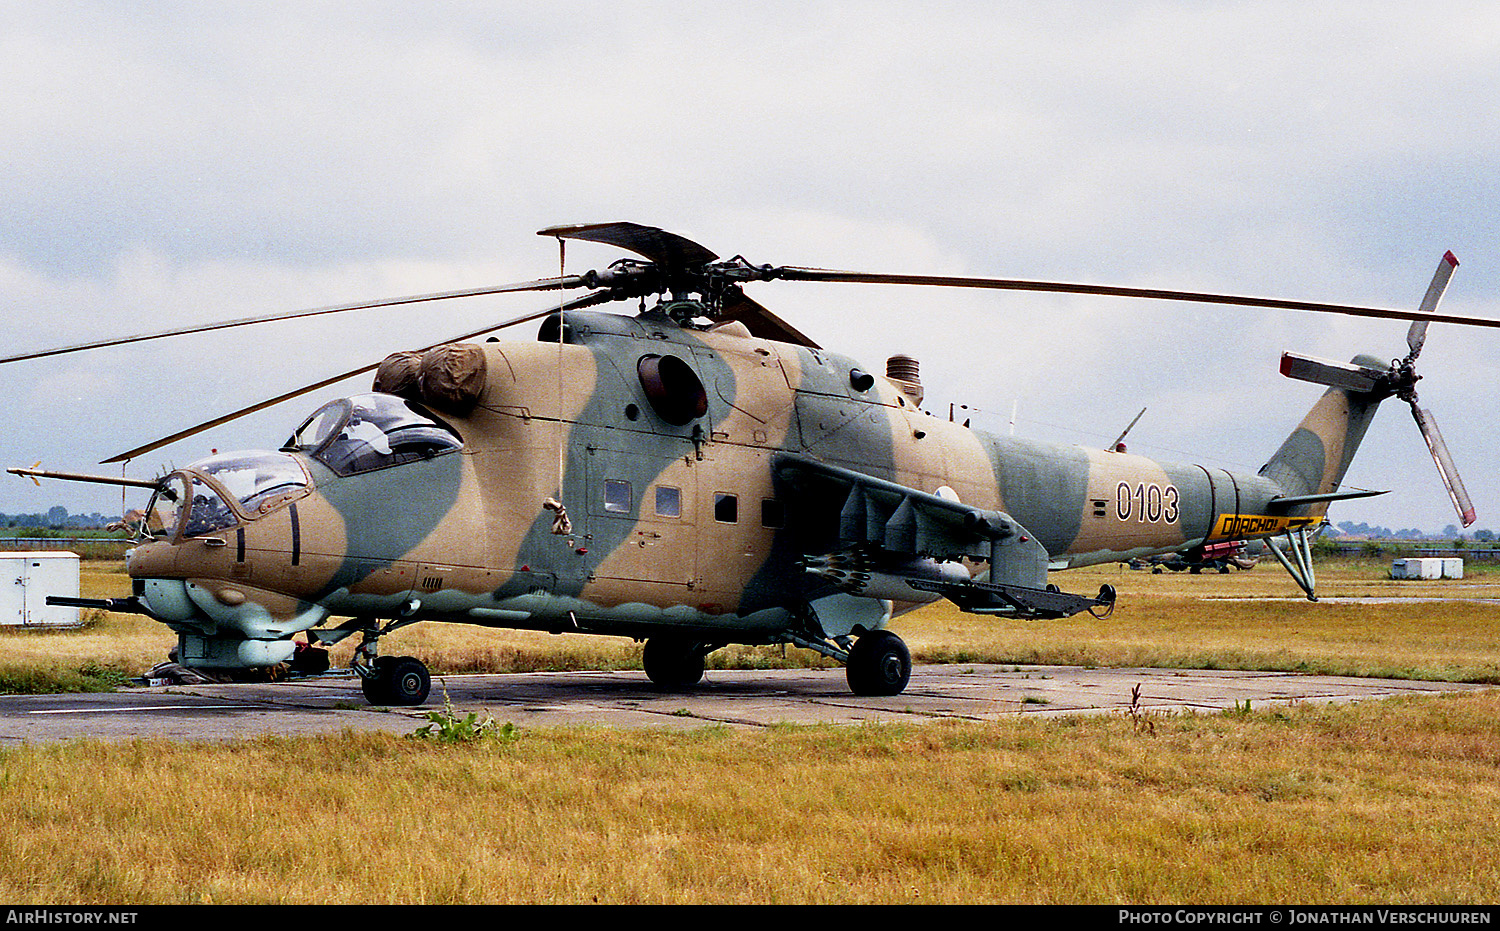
left=348, top=617, right=431, bottom=706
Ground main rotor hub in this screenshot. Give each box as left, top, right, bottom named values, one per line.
left=658, top=299, right=710, bottom=326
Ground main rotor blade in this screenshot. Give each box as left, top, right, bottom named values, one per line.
left=102, top=291, right=612, bottom=464
left=716, top=287, right=821, bottom=348
left=1, top=275, right=588, bottom=366
left=1410, top=404, right=1476, bottom=528
left=1406, top=250, right=1460, bottom=361
left=539, top=222, right=719, bottom=267
left=773, top=266, right=1500, bottom=330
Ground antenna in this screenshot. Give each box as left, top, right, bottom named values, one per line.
left=1109, top=407, right=1147, bottom=452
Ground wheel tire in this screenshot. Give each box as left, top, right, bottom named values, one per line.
left=361, top=655, right=430, bottom=706
left=846, top=630, right=911, bottom=697
left=385, top=656, right=431, bottom=705
left=643, top=637, right=705, bottom=690
left=360, top=656, right=393, bottom=705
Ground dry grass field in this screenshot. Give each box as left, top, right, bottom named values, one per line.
left=7, top=557, right=1495, bottom=689
left=1, top=693, right=1498, bottom=904
left=1, top=556, right=1497, bottom=904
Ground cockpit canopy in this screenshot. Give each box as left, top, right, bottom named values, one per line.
left=136, top=395, right=463, bottom=543
left=144, top=451, right=310, bottom=540
left=284, top=393, right=463, bottom=476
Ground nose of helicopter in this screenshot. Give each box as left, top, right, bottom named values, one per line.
left=125, top=451, right=330, bottom=656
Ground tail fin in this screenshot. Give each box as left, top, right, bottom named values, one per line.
left=1259, top=353, right=1391, bottom=505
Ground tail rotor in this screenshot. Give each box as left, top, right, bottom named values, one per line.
left=1279, top=251, right=1475, bottom=527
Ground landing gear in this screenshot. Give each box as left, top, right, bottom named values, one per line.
left=643, top=636, right=707, bottom=690
left=347, top=617, right=431, bottom=706
left=360, top=655, right=431, bottom=706
left=846, top=629, right=911, bottom=696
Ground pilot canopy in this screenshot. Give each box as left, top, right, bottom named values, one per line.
left=284, top=393, right=464, bottom=476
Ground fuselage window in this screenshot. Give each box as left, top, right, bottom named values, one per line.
left=655, top=485, right=681, bottom=518
left=761, top=498, right=785, bottom=529
left=714, top=493, right=738, bottom=524
left=604, top=480, right=632, bottom=514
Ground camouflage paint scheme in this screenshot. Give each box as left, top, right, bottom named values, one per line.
left=124, top=303, right=1387, bottom=669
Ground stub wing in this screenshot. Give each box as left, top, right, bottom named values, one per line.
left=772, top=454, right=1113, bottom=618
left=772, top=453, right=1022, bottom=564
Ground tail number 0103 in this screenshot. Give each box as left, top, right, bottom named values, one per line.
left=1116, top=482, right=1179, bottom=523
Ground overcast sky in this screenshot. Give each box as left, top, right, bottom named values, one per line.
left=2, top=1, right=1496, bottom=534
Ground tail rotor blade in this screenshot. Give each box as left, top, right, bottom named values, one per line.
left=1279, top=352, right=1384, bottom=393
left=1410, top=404, right=1476, bottom=527
left=1406, top=321, right=1429, bottom=362
left=1407, top=251, right=1460, bottom=361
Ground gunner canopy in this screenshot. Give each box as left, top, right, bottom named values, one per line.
left=143, top=451, right=309, bottom=540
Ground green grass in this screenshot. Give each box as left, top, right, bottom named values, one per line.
left=0, top=662, right=132, bottom=694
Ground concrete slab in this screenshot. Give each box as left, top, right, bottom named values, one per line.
left=0, top=664, right=1490, bottom=743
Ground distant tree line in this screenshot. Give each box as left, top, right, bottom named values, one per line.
left=1330, top=521, right=1495, bottom=543
left=1, top=506, right=115, bottom=530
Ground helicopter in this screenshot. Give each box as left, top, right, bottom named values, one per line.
left=4, top=223, right=1494, bottom=705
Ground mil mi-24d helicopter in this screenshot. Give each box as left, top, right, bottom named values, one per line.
left=5, top=223, right=1494, bottom=705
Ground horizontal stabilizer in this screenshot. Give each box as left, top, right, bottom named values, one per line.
left=1267, top=489, right=1387, bottom=510
left=1279, top=352, right=1384, bottom=393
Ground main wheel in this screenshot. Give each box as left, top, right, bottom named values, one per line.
left=361, top=655, right=430, bottom=706
left=386, top=656, right=431, bottom=705
left=643, top=637, right=705, bottom=690
left=360, top=657, right=392, bottom=704
left=846, top=630, right=911, bottom=697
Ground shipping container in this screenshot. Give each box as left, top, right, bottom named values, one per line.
left=1, top=552, right=81, bottom=627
